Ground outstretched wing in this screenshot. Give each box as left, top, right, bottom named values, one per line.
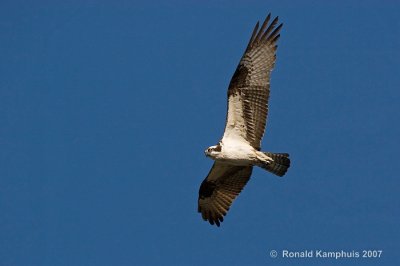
left=222, top=14, right=282, bottom=150
left=198, top=162, right=253, bottom=226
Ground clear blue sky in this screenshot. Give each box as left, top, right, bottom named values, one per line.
left=1, top=1, right=399, bottom=265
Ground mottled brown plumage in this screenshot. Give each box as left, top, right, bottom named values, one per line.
left=198, top=162, right=252, bottom=226
left=227, top=14, right=281, bottom=150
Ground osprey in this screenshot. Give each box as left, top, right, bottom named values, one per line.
left=198, top=14, right=290, bottom=226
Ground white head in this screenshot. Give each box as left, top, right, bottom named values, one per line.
left=204, top=144, right=222, bottom=159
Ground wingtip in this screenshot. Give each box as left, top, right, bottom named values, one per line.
left=208, top=218, right=222, bottom=227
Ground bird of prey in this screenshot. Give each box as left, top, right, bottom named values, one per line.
left=198, top=14, right=290, bottom=227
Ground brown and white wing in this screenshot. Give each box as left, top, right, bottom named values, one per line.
left=222, top=14, right=282, bottom=150
left=198, top=162, right=253, bottom=226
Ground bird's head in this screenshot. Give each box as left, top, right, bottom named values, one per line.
left=205, top=144, right=222, bottom=158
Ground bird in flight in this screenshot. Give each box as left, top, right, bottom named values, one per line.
left=198, top=13, right=290, bottom=227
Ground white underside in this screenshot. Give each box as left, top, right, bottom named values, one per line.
left=210, top=137, right=268, bottom=166
left=207, top=91, right=273, bottom=165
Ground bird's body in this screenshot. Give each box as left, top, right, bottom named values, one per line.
left=198, top=13, right=290, bottom=227
left=208, top=141, right=255, bottom=163
left=206, top=140, right=271, bottom=166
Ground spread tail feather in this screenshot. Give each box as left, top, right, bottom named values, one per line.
left=260, top=152, right=290, bottom=177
